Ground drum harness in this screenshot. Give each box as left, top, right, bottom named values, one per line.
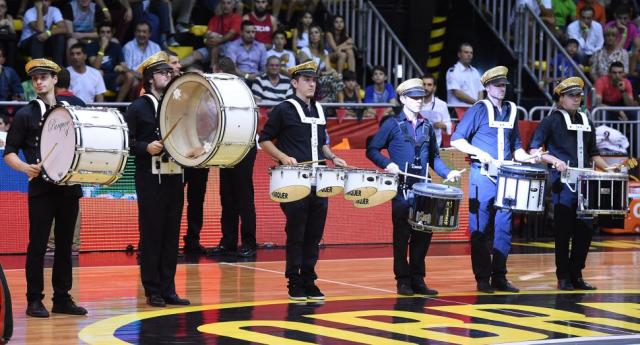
left=145, top=94, right=184, bottom=183
left=286, top=98, right=326, bottom=186
left=396, top=117, right=431, bottom=199
left=556, top=109, right=592, bottom=192
left=34, top=99, right=66, bottom=163
left=477, top=99, right=518, bottom=183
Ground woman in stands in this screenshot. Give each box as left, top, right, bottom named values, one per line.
left=297, top=25, right=334, bottom=74
left=292, top=11, right=313, bottom=50
left=326, top=15, right=356, bottom=73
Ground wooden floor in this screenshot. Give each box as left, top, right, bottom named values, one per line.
left=3, top=241, right=640, bottom=344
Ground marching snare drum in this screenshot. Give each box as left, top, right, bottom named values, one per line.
left=315, top=167, right=345, bottom=197
left=353, top=172, right=398, bottom=208
left=159, top=72, right=257, bottom=168
left=577, top=172, right=628, bottom=216
left=39, top=106, right=128, bottom=185
left=343, top=169, right=378, bottom=200
left=269, top=166, right=312, bottom=202
left=408, top=183, right=463, bottom=232
left=495, top=165, right=548, bottom=213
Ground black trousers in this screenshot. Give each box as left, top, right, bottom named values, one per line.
left=280, top=191, right=327, bottom=284
left=183, top=167, right=209, bottom=247
left=19, top=34, right=65, bottom=67
left=554, top=204, right=593, bottom=280
left=219, top=146, right=257, bottom=250
left=391, top=198, right=433, bottom=285
left=26, top=186, right=79, bottom=303
left=136, top=171, right=184, bottom=297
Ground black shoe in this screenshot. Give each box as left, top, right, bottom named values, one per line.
left=557, top=279, right=575, bottom=291
left=237, top=245, right=256, bottom=258
left=305, top=284, right=325, bottom=300
left=146, top=295, right=166, bottom=307
left=184, top=244, right=207, bottom=255
left=491, top=279, right=520, bottom=292
left=396, top=283, right=414, bottom=296
left=287, top=282, right=306, bottom=301
left=207, top=245, right=234, bottom=256
left=163, top=294, right=191, bottom=305
left=572, top=278, right=597, bottom=290
left=52, top=299, right=88, bottom=315
left=26, top=300, right=49, bottom=318
left=412, top=282, right=438, bottom=295
left=477, top=281, right=495, bottom=293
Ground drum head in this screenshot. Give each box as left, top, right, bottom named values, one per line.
left=270, top=186, right=311, bottom=203
left=499, top=164, right=548, bottom=179
left=412, top=182, right=463, bottom=199
left=353, top=190, right=397, bottom=208
left=40, top=107, right=76, bottom=182
left=160, top=72, right=223, bottom=167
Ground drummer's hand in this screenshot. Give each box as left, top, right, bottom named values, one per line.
left=24, top=163, right=41, bottom=179
left=280, top=156, right=298, bottom=165
left=385, top=162, right=400, bottom=174
left=446, top=170, right=462, bottom=182
left=475, top=151, right=493, bottom=163
left=332, top=157, right=347, bottom=167
left=553, top=160, right=568, bottom=172
left=147, top=141, right=164, bottom=155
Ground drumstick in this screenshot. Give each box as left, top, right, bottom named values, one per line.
left=29, top=143, right=58, bottom=181
left=159, top=116, right=184, bottom=143
left=442, top=168, right=467, bottom=183
left=296, top=159, right=326, bottom=165
left=396, top=170, right=430, bottom=180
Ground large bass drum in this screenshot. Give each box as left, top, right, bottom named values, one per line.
left=159, top=72, right=257, bottom=168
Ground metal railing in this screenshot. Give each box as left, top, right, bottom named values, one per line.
left=467, top=0, right=595, bottom=106
left=325, top=0, right=424, bottom=88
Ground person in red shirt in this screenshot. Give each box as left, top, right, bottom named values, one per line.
left=243, top=0, right=278, bottom=50
left=595, top=60, right=637, bottom=120
left=577, top=0, right=607, bottom=25
left=205, top=0, right=242, bottom=68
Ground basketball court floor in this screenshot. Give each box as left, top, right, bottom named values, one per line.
left=2, top=238, right=640, bottom=344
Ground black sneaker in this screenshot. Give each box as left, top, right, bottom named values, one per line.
left=412, top=282, right=438, bottom=295
left=396, top=283, right=414, bottom=296
left=287, top=283, right=306, bottom=301
left=26, top=300, right=49, bottom=318
left=557, top=279, right=575, bottom=291
left=52, top=299, right=88, bottom=315
left=207, top=245, right=234, bottom=256
left=476, top=281, right=495, bottom=293
left=184, top=244, right=207, bottom=255
left=572, top=278, right=597, bottom=290
left=163, top=294, right=191, bottom=305
left=491, top=279, right=520, bottom=293
left=305, top=285, right=325, bottom=300
left=146, top=294, right=166, bottom=307
left=238, top=245, right=257, bottom=258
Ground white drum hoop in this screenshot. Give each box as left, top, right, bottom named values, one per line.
left=159, top=72, right=258, bottom=168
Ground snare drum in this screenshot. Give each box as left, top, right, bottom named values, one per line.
left=495, top=165, right=548, bottom=213
left=577, top=172, right=628, bottom=216
left=39, top=106, right=128, bottom=185
left=159, top=72, right=257, bottom=168
left=316, top=167, right=345, bottom=197
left=269, top=166, right=312, bottom=202
left=343, top=169, right=378, bottom=200
left=408, top=183, right=463, bottom=232
left=353, top=172, right=398, bottom=208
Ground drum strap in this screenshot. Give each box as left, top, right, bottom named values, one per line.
left=479, top=99, right=517, bottom=162
left=286, top=99, right=326, bottom=167
left=397, top=119, right=429, bottom=170
left=143, top=94, right=159, bottom=115
left=558, top=109, right=591, bottom=169
left=33, top=99, right=47, bottom=121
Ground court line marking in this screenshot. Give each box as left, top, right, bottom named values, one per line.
left=505, top=334, right=640, bottom=344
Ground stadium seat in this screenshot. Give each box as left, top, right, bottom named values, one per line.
left=190, top=25, right=207, bottom=37
left=169, top=46, right=193, bottom=60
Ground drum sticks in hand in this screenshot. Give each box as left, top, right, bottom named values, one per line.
left=29, top=142, right=58, bottom=181
left=159, top=116, right=184, bottom=143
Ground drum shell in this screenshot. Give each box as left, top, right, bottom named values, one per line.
left=40, top=106, right=129, bottom=185
left=495, top=165, right=548, bottom=213
left=316, top=167, right=345, bottom=197
left=269, top=166, right=312, bottom=202
left=577, top=172, right=629, bottom=216
left=343, top=169, right=378, bottom=200
left=353, top=172, right=398, bottom=208
left=160, top=72, right=257, bottom=168
left=408, top=183, right=463, bottom=232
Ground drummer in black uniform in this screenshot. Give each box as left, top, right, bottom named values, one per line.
left=367, top=78, right=461, bottom=296
left=3, top=59, right=87, bottom=317
left=530, top=77, right=612, bottom=291
left=125, top=51, right=190, bottom=307
left=259, top=60, right=347, bottom=301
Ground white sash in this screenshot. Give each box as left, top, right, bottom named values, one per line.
left=558, top=109, right=591, bottom=168
left=143, top=94, right=159, bottom=115
left=479, top=99, right=517, bottom=162
left=286, top=99, right=326, bottom=167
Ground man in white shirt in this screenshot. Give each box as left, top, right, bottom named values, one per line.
left=567, top=6, right=604, bottom=64
left=420, top=74, right=451, bottom=147
left=67, top=43, right=106, bottom=103
left=19, top=0, right=67, bottom=66
left=446, top=42, right=484, bottom=119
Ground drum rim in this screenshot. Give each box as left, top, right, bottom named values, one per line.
left=412, top=182, right=463, bottom=196
left=269, top=165, right=313, bottom=171
left=580, top=172, right=629, bottom=180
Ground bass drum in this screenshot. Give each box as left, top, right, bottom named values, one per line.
left=159, top=72, right=257, bottom=167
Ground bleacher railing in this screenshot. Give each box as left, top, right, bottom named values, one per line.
left=467, top=0, right=595, bottom=106
left=325, top=0, right=423, bottom=89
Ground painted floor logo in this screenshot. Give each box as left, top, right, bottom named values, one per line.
left=80, top=292, right=640, bottom=344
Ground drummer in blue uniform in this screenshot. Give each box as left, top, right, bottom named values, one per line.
left=367, top=78, right=462, bottom=296
left=450, top=66, right=535, bottom=293
left=530, top=77, right=612, bottom=291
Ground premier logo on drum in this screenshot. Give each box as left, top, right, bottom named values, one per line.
left=271, top=191, right=289, bottom=200
left=47, top=118, right=72, bottom=137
